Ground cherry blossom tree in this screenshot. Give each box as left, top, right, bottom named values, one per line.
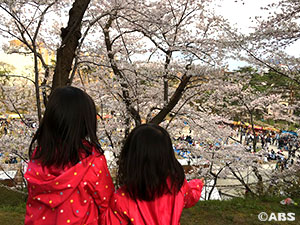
left=0, top=0, right=299, bottom=198
left=0, top=0, right=67, bottom=120
left=228, top=0, right=300, bottom=85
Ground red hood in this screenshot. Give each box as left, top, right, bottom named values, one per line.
left=25, top=149, right=101, bottom=208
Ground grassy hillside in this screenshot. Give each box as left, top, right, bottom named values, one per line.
left=181, top=196, right=300, bottom=225
left=0, top=186, right=299, bottom=225
left=0, top=186, right=26, bottom=225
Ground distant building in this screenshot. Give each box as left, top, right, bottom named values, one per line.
left=0, top=39, right=55, bottom=84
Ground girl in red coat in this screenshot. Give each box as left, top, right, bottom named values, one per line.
left=104, top=124, right=204, bottom=225
left=24, top=86, right=114, bottom=225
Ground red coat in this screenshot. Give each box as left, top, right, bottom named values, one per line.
left=24, top=147, right=114, bottom=225
left=104, top=179, right=203, bottom=225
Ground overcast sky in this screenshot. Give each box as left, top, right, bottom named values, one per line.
left=0, top=0, right=299, bottom=70
left=215, top=0, right=274, bottom=33
left=216, top=0, right=300, bottom=55
left=214, top=0, right=300, bottom=70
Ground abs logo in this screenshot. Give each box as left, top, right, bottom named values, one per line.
left=258, top=212, right=295, bottom=222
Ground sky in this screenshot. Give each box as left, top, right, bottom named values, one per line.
left=214, top=0, right=274, bottom=34
left=0, top=0, right=299, bottom=71
left=214, top=0, right=300, bottom=70
left=214, top=0, right=268, bottom=70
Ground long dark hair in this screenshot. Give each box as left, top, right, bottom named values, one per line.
left=118, top=124, right=185, bottom=201
left=29, top=86, right=103, bottom=168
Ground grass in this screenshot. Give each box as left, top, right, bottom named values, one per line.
left=0, top=186, right=299, bottom=225
left=181, top=196, right=300, bottom=225
left=0, top=186, right=26, bottom=225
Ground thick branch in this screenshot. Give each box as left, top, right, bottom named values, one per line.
left=103, top=13, right=141, bottom=126
left=149, top=74, right=191, bottom=125
left=228, top=165, right=255, bottom=195
left=52, top=0, right=91, bottom=90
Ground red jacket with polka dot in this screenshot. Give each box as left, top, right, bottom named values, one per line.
left=104, top=179, right=203, bottom=225
left=24, top=146, right=114, bottom=225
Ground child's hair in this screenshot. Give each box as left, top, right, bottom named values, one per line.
left=29, top=86, right=103, bottom=168
left=117, top=123, right=185, bottom=201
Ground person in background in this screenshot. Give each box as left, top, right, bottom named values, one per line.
left=24, top=86, right=114, bottom=225
left=104, top=124, right=204, bottom=225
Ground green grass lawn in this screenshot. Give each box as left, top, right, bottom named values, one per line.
left=181, top=196, right=300, bottom=225
left=0, top=186, right=299, bottom=225
left=0, top=186, right=26, bottom=225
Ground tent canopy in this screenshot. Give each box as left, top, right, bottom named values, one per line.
left=231, top=121, right=280, bottom=132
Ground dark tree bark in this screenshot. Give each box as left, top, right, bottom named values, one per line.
left=103, top=12, right=192, bottom=127
left=51, top=0, right=91, bottom=91
left=149, top=74, right=191, bottom=125
left=103, top=14, right=142, bottom=127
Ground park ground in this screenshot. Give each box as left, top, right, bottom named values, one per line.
left=0, top=186, right=299, bottom=225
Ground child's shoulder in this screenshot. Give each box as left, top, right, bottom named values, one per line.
left=84, top=150, right=107, bottom=166
left=77, top=148, right=107, bottom=173
left=80, top=143, right=105, bottom=159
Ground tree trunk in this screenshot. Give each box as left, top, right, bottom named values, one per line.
left=33, top=46, right=42, bottom=122
left=228, top=166, right=255, bottom=196
left=252, top=166, right=264, bottom=195
left=103, top=14, right=142, bottom=127
left=163, top=51, right=172, bottom=106
left=150, top=74, right=191, bottom=125
left=250, top=112, right=257, bottom=152
left=51, top=0, right=91, bottom=91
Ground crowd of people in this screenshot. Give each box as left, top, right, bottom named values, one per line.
left=0, top=152, right=19, bottom=164
left=0, top=119, right=9, bottom=135
left=172, top=125, right=300, bottom=172
left=235, top=126, right=300, bottom=170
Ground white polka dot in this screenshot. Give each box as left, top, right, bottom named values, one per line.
left=42, top=216, right=46, bottom=220
left=84, top=182, right=87, bottom=185
left=96, top=182, right=99, bottom=185
left=67, top=184, right=71, bottom=187
left=103, top=197, right=106, bottom=200
left=60, top=209, right=64, bottom=213
left=84, top=200, right=87, bottom=203
left=37, top=198, right=40, bottom=201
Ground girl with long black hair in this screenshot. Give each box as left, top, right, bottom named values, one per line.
left=24, top=86, right=114, bottom=225
left=105, top=124, right=204, bottom=225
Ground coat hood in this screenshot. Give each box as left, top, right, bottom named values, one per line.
left=25, top=150, right=101, bottom=208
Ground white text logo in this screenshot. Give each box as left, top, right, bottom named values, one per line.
left=258, top=212, right=295, bottom=222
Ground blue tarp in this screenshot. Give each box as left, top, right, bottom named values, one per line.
left=282, top=130, right=298, bottom=136
left=173, top=146, right=191, bottom=158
